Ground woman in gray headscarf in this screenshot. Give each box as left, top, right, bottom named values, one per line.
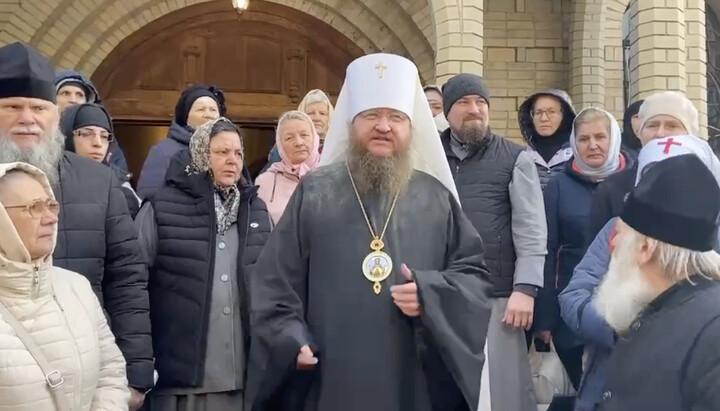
left=137, top=117, right=272, bottom=411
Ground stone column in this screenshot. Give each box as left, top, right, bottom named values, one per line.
left=569, top=0, right=606, bottom=108
left=684, top=0, right=708, bottom=137
left=602, top=0, right=628, bottom=121
left=628, top=0, right=687, bottom=101
left=433, top=0, right=484, bottom=84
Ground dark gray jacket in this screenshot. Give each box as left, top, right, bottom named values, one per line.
left=442, top=130, right=547, bottom=297
left=53, top=152, right=154, bottom=390
left=599, top=278, right=720, bottom=411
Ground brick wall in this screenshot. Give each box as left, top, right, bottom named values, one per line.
left=0, top=0, right=436, bottom=83
left=0, top=0, right=713, bottom=137
left=685, top=0, right=709, bottom=136
left=483, top=0, right=571, bottom=143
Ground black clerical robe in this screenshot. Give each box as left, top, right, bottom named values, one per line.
left=245, top=163, right=493, bottom=411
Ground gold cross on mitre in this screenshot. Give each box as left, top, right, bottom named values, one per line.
left=375, top=61, right=387, bottom=78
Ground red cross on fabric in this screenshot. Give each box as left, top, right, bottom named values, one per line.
left=658, top=137, right=682, bottom=154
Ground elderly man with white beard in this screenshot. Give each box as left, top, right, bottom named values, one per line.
left=592, top=154, right=720, bottom=410
left=0, top=42, right=153, bottom=409
left=559, top=133, right=720, bottom=411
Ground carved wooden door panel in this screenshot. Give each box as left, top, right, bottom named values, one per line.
left=92, top=0, right=363, bottom=123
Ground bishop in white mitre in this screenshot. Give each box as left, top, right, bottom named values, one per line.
left=245, top=53, right=494, bottom=411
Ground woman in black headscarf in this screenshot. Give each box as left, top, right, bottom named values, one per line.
left=60, top=102, right=141, bottom=217
left=137, top=85, right=226, bottom=199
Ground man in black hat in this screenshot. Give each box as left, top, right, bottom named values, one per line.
left=0, top=42, right=153, bottom=409
left=595, top=154, right=720, bottom=410
left=440, top=73, right=547, bottom=411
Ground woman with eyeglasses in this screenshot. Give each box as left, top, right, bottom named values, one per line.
left=518, top=90, right=577, bottom=191
left=60, top=103, right=141, bottom=218
left=0, top=162, right=130, bottom=410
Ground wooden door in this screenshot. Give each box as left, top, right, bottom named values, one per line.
left=92, top=0, right=363, bottom=181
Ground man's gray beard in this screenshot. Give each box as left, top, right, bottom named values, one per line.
left=347, top=130, right=414, bottom=195
left=594, top=233, right=657, bottom=333
left=0, top=128, right=65, bottom=185
left=457, top=124, right=491, bottom=147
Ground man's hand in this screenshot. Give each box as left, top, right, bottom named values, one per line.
left=390, top=264, right=421, bottom=317
left=129, top=387, right=145, bottom=411
left=296, top=345, right=318, bottom=370
left=502, top=291, right=534, bottom=330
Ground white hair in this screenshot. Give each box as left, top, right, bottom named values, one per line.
left=595, top=224, right=720, bottom=333
left=651, top=235, right=720, bottom=283
left=594, top=227, right=656, bottom=332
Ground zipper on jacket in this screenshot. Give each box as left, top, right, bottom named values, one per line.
left=47, top=275, right=83, bottom=409
left=56, top=292, right=83, bottom=409
left=554, top=245, right=565, bottom=291
left=270, top=173, right=278, bottom=202
left=32, top=265, right=40, bottom=299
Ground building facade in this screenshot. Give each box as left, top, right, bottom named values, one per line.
left=0, top=0, right=715, bottom=146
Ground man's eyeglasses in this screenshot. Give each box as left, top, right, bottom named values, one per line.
left=4, top=199, right=60, bottom=218
left=73, top=128, right=114, bottom=142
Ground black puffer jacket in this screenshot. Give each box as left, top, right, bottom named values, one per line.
left=139, top=149, right=272, bottom=387
left=52, top=152, right=154, bottom=390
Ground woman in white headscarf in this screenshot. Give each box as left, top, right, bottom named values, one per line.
left=534, top=108, right=627, bottom=391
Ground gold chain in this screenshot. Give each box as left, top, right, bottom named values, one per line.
left=345, top=162, right=400, bottom=245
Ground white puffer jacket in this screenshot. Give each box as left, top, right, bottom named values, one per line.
left=0, top=162, right=130, bottom=410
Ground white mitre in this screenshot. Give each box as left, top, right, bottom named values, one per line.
left=319, top=53, right=459, bottom=202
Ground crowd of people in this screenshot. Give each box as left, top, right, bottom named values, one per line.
left=1, top=38, right=720, bottom=411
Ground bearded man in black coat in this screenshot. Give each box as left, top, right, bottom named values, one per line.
left=0, top=42, right=153, bottom=410
left=594, top=154, right=720, bottom=411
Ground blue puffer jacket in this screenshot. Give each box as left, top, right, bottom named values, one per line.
left=136, top=122, right=193, bottom=200
left=534, top=161, right=601, bottom=349
left=558, top=218, right=616, bottom=411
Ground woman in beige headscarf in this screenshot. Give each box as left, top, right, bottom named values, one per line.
left=297, top=89, right=334, bottom=150
left=0, top=162, right=129, bottom=410
left=265, top=89, right=334, bottom=168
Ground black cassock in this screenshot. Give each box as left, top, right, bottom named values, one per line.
left=245, top=163, right=493, bottom=411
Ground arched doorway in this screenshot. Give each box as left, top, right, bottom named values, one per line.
left=91, top=0, right=364, bottom=182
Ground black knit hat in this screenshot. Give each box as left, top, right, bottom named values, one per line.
left=0, top=42, right=56, bottom=103
left=441, top=73, right=490, bottom=116
left=621, top=154, right=720, bottom=252
left=60, top=103, right=113, bottom=154
left=174, top=85, right=227, bottom=128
